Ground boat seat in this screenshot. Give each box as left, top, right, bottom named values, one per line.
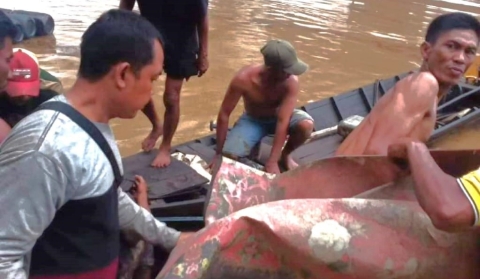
left=337, top=115, right=364, bottom=138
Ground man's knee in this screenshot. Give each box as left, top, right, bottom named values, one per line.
left=163, top=82, right=182, bottom=108
left=223, top=135, right=254, bottom=158
left=291, top=119, right=314, bottom=139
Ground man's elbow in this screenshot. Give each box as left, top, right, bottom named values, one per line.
left=428, top=205, right=471, bottom=232
left=217, top=111, right=229, bottom=124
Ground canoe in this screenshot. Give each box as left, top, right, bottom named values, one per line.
left=174, top=71, right=480, bottom=165
left=121, top=70, right=480, bottom=229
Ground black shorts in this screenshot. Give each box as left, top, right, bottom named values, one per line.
left=164, top=45, right=199, bottom=80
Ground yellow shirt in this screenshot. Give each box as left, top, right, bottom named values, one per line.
left=457, top=168, right=480, bottom=226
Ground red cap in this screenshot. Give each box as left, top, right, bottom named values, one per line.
left=6, top=48, right=40, bottom=97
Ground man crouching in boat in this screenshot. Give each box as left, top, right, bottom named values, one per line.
left=214, top=39, right=314, bottom=174
left=388, top=140, right=480, bottom=232
left=0, top=47, right=63, bottom=143
left=336, top=12, right=480, bottom=156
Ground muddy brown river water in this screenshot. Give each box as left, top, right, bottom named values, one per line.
left=3, top=0, right=480, bottom=156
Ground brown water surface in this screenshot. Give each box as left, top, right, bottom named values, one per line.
left=4, top=0, right=480, bottom=156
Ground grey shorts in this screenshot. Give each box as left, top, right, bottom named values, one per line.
left=223, top=109, right=314, bottom=157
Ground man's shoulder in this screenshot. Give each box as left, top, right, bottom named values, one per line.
left=230, top=65, right=257, bottom=88
left=398, top=71, right=439, bottom=94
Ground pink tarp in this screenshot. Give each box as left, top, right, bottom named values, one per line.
left=156, top=151, right=480, bottom=279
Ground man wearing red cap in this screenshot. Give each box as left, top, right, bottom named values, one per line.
left=213, top=39, right=314, bottom=174
left=0, top=47, right=63, bottom=143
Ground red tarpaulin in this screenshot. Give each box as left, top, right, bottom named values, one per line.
left=156, top=153, right=480, bottom=279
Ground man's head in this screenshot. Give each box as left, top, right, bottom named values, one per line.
left=6, top=48, right=41, bottom=104
left=421, top=12, right=480, bottom=86
left=0, top=17, right=16, bottom=92
left=78, top=9, right=164, bottom=119
left=261, top=39, right=308, bottom=81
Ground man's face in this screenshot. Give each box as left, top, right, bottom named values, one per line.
left=0, top=37, right=13, bottom=92
left=113, top=40, right=164, bottom=119
left=422, top=29, right=478, bottom=86
left=268, top=67, right=291, bottom=82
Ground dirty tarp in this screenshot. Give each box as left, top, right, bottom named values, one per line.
left=154, top=156, right=480, bottom=279
left=157, top=198, right=479, bottom=279
left=205, top=156, right=406, bottom=224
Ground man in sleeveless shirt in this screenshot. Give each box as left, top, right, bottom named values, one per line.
left=0, top=10, right=190, bottom=278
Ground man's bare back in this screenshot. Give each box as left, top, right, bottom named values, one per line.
left=336, top=72, right=439, bottom=156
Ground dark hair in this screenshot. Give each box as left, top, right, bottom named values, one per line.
left=425, top=12, right=480, bottom=44
left=0, top=16, right=17, bottom=49
left=78, top=9, right=163, bottom=81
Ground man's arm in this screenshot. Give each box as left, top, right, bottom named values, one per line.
left=117, top=189, right=181, bottom=251
left=119, top=0, right=135, bottom=10
left=215, top=77, right=243, bottom=156
left=266, top=79, right=298, bottom=170
left=395, top=142, right=475, bottom=231
left=0, top=151, right=68, bottom=278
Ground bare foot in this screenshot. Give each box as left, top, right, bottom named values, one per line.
left=151, top=146, right=171, bottom=168
left=281, top=154, right=298, bottom=170
left=141, top=126, right=163, bottom=152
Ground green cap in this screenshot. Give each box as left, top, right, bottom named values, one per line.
left=260, top=39, right=309, bottom=75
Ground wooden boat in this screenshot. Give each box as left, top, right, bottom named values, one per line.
left=120, top=69, right=480, bottom=233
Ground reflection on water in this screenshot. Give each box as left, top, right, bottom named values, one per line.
left=2, top=0, right=480, bottom=156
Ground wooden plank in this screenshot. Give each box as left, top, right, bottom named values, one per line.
left=120, top=150, right=209, bottom=199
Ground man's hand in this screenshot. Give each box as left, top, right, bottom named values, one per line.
left=265, top=161, right=281, bottom=174
left=197, top=54, right=209, bottom=77
left=175, top=232, right=196, bottom=247
left=387, top=138, right=417, bottom=171
left=129, top=175, right=149, bottom=202
left=208, top=153, right=222, bottom=170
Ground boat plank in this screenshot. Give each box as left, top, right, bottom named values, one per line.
left=120, top=151, right=209, bottom=199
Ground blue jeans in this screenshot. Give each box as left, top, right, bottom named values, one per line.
left=223, top=109, right=314, bottom=157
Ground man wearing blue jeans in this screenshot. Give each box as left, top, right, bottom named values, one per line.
left=214, top=39, right=314, bottom=174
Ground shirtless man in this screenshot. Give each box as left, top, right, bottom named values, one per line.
left=336, top=12, right=480, bottom=156
left=214, top=39, right=314, bottom=174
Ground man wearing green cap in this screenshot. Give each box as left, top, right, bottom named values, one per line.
left=213, top=39, right=314, bottom=174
